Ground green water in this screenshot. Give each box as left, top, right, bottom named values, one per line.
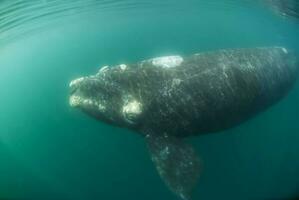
left=0, top=1, right=299, bottom=199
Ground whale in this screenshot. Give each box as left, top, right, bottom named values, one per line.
left=69, top=47, right=299, bottom=199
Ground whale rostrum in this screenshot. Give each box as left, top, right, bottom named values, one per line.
left=69, top=47, right=299, bottom=199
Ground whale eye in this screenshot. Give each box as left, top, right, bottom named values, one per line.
left=122, top=99, right=143, bottom=124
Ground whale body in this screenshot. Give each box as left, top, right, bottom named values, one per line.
left=69, top=47, right=298, bottom=199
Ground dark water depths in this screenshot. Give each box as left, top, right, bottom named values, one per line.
left=0, top=1, right=299, bottom=199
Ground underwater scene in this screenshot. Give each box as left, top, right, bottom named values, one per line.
left=0, top=0, right=299, bottom=200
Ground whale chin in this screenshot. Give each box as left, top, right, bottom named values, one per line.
left=69, top=94, right=103, bottom=110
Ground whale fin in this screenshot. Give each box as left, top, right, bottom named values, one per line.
left=144, top=132, right=201, bottom=200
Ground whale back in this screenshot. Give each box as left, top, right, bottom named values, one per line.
left=134, top=47, right=299, bottom=137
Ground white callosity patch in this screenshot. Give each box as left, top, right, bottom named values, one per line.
left=152, top=56, right=183, bottom=68
left=83, top=99, right=93, bottom=105
left=96, top=65, right=109, bottom=76
left=69, top=77, right=85, bottom=88
left=119, top=64, right=127, bottom=71
left=69, top=95, right=83, bottom=107
left=84, top=99, right=106, bottom=111
left=100, top=65, right=109, bottom=72
left=69, top=74, right=107, bottom=112
left=98, top=103, right=106, bottom=111
left=122, top=99, right=142, bottom=124
left=69, top=95, right=106, bottom=112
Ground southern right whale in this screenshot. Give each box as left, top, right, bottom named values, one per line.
left=69, top=47, right=299, bottom=199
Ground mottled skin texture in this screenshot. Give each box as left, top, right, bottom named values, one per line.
left=139, top=47, right=298, bottom=136
left=74, top=47, right=298, bottom=135
left=69, top=47, right=298, bottom=200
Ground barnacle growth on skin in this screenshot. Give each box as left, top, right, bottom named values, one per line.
left=69, top=77, right=85, bottom=88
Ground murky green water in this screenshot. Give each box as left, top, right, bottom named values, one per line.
left=0, top=1, right=299, bottom=199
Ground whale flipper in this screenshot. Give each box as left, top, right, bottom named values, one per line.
left=145, top=132, right=201, bottom=200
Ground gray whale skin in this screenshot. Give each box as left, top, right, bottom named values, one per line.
left=69, top=47, right=299, bottom=200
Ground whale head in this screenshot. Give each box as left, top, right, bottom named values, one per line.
left=69, top=66, right=143, bottom=127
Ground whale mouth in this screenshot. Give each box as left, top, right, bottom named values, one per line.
left=69, top=77, right=87, bottom=107
left=69, top=76, right=106, bottom=111
left=69, top=77, right=85, bottom=95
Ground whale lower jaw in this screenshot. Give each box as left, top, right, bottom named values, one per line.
left=69, top=94, right=106, bottom=112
